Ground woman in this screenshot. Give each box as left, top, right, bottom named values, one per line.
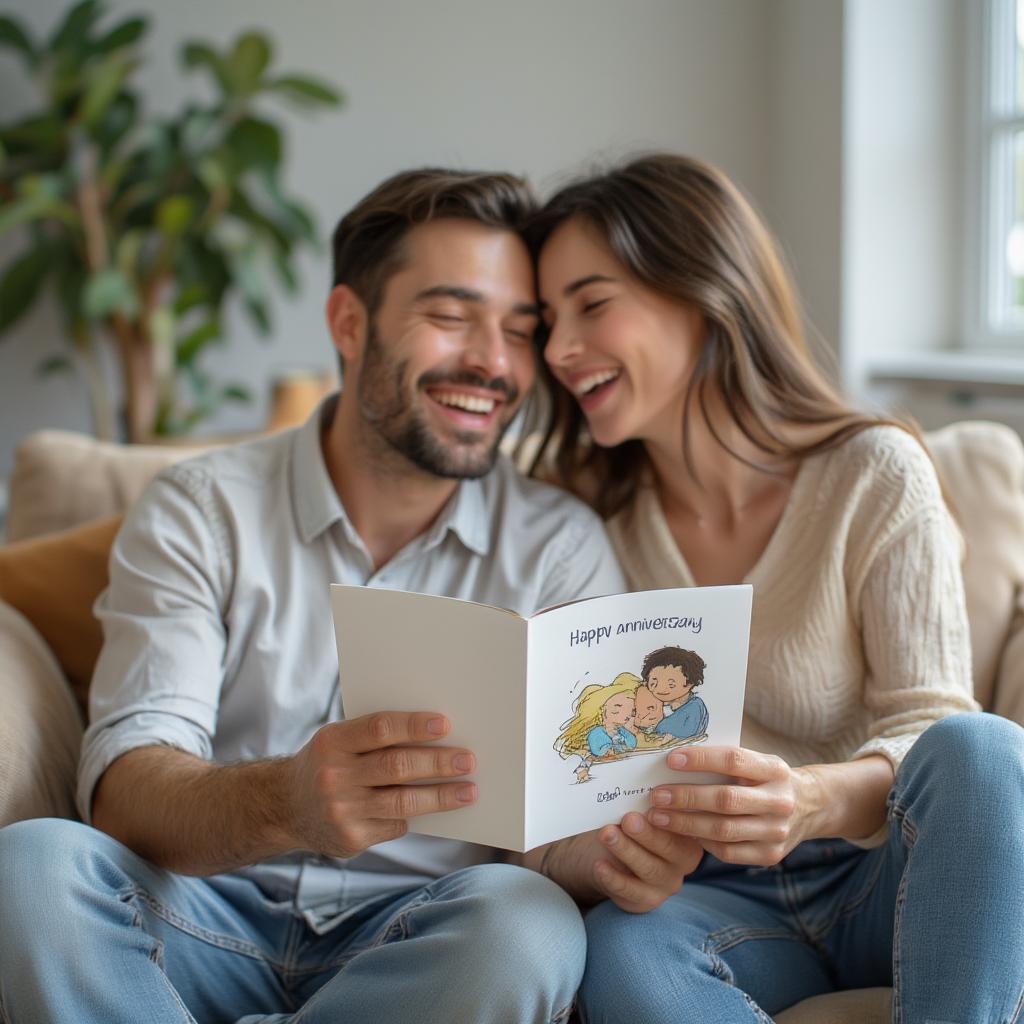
left=531, top=154, right=1024, bottom=1022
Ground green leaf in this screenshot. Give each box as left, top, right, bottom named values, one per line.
left=156, top=194, right=195, bottom=235
left=0, top=194, right=78, bottom=235
left=0, top=114, right=66, bottom=158
left=0, top=245, right=51, bottom=333
left=173, top=283, right=207, bottom=315
left=0, top=15, right=35, bottom=62
left=181, top=41, right=231, bottom=94
left=95, top=93, right=138, bottom=155
left=224, top=117, right=281, bottom=171
left=94, top=16, right=147, bottom=54
left=36, top=353, right=74, bottom=377
left=268, top=75, right=342, bottom=107
left=80, top=54, right=138, bottom=129
left=227, top=32, right=271, bottom=93
left=272, top=248, right=298, bottom=294
left=82, top=266, right=139, bottom=318
left=115, top=227, right=144, bottom=278
left=175, top=318, right=221, bottom=365
left=49, top=0, right=102, bottom=52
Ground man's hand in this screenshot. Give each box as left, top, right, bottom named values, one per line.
left=286, top=712, right=478, bottom=858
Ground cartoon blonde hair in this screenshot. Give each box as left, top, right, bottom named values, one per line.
left=554, top=672, right=642, bottom=759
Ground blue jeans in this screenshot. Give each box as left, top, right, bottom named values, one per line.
left=579, top=713, right=1024, bottom=1024
left=0, top=822, right=584, bottom=1023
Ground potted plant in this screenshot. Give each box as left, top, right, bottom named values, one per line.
left=0, top=0, right=342, bottom=440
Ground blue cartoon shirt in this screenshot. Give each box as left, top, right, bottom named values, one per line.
left=587, top=725, right=638, bottom=758
left=654, top=695, right=709, bottom=740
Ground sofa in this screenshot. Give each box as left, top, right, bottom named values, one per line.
left=2, top=420, right=1023, bottom=1024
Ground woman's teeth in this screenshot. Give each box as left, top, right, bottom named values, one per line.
left=433, top=391, right=496, bottom=414
left=575, top=369, right=620, bottom=396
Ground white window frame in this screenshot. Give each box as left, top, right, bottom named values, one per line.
left=971, top=0, right=1024, bottom=347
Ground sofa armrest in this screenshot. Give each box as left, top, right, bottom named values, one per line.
left=0, top=600, right=83, bottom=827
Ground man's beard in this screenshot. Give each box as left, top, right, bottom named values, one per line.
left=356, top=323, right=521, bottom=479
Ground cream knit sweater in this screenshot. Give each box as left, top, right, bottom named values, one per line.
left=607, top=426, right=979, bottom=773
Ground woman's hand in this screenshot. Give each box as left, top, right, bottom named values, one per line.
left=528, top=817, right=703, bottom=914
left=646, top=746, right=824, bottom=867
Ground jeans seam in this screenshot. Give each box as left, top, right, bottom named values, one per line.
left=123, top=885, right=286, bottom=967
left=889, top=797, right=918, bottom=1024
left=285, top=890, right=430, bottom=999
left=1011, top=985, right=1024, bottom=1024
left=705, top=924, right=804, bottom=956
left=702, top=945, right=775, bottom=1023
left=815, top=845, right=888, bottom=943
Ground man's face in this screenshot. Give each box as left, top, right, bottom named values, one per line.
left=646, top=665, right=693, bottom=703
left=351, top=219, right=539, bottom=478
left=634, top=685, right=664, bottom=729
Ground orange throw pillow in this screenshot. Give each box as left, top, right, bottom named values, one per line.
left=0, top=515, right=122, bottom=716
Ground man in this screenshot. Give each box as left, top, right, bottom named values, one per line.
left=0, top=169, right=699, bottom=1024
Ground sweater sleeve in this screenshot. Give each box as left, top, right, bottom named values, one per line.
left=853, top=504, right=979, bottom=773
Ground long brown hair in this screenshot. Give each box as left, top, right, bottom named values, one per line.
left=527, top=153, right=920, bottom=518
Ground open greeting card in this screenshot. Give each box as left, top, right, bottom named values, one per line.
left=330, top=583, right=752, bottom=852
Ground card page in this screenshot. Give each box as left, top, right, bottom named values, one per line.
left=524, top=585, right=752, bottom=850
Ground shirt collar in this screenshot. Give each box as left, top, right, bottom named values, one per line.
left=292, top=394, right=348, bottom=544
left=291, top=393, right=492, bottom=557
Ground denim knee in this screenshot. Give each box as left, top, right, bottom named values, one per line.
left=443, top=862, right=586, bottom=979
left=895, top=713, right=1024, bottom=831
left=902, top=713, right=1024, bottom=784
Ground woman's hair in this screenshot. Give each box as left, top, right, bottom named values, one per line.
left=554, top=672, right=641, bottom=759
left=527, top=153, right=921, bottom=518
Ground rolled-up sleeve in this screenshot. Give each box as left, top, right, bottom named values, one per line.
left=77, top=468, right=228, bottom=822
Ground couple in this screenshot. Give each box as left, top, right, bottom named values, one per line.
left=1, top=156, right=1022, bottom=1023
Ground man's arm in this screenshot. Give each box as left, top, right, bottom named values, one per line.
left=92, top=712, right=477, bottom=876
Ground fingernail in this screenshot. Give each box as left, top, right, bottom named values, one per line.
left=602, top=828, right=618, bottom=846
left=427, top=717, right=447, bottom=735
left=652, top=788, right=671, bottom=806
left=668, top=752, right=688, bottom=769
left=456, top=784, right=476, bottom=803
left=453, top=754, right=473, bottom=772
left=651, top=811, right=670, bottom=827
left=623, top=814, right=645, bottom=834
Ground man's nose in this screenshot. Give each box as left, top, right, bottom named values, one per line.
left=461, top=322, right=512, bottom=379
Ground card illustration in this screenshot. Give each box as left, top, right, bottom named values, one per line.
left=555, top=646, right=710, bottom=784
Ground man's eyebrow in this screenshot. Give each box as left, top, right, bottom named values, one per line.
left=414, top=285, right=540, bottom=318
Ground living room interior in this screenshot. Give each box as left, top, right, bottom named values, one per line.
left=1, top=2, right=1018, bottom=1023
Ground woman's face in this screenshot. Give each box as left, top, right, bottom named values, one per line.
left=538, top=217, right=705, bottom=450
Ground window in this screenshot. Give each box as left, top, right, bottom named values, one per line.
left=978, top=0, right=1024, bottom=342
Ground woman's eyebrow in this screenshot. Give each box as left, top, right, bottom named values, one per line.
left=563, top=273, right=617, bottom=297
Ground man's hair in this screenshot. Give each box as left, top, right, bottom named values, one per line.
left=641, top=646, right=706, bottom=688
left=331, top=167, right=538, bottom=316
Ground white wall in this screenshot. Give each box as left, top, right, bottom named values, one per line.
left=841, top=0, right=968, bottom=397
left=0, top=0, right=776, bottom=479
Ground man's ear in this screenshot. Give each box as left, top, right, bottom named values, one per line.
left=326, top=285, right=368, bottom=364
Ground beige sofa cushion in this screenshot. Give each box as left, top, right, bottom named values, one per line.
left=0, top=516, right=122, bottom=714
left=0, top=601, right=82, bottom=827
left=925, top=421, right=1024, bottom=717
left=6, top=430, right=209, bottom=542
left=775, top=987, right=890, bottom=1024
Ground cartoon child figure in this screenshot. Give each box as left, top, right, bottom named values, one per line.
left=554, top=673, right=642, bottom=782
left=632, top=684, right=673, bottom=748
left=642, top=646, right=709, bottom=742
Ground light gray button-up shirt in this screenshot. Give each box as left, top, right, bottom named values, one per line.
left=79, top=398, right=625, bottom=927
